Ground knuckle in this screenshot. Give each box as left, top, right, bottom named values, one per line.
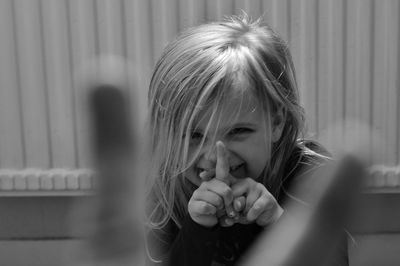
left=264, top=192, right=274, bottom=202
left=245, top=177, right=253, bottom=183
left=188, top=196, right=195, bottom=204
left=192, top=190, right=200, bottom=199
left=255, top=183, right=265, bottom=191
left=215, top=197, right=224, bottom=208
left=216, top=196, right=223, bottom=206
left=247, top=212, right=256, bottom=221
left=258, top=199, right=268, bottom=208
left=252, top=202, right=262, bottom=211
left=221, top=186, right=232, bottom=197
left=188, top=200, right=195, bottom=211
left=207, top=179, right=217, bottom=187
left=199, top=182, right=208, bottom=190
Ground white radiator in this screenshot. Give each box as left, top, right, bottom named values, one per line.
left=0, top=169, right=94, bottom=196
left=0, top=166, right=399, bottom=196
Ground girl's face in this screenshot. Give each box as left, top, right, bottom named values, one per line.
left=184, top=94, right=274, bottom=187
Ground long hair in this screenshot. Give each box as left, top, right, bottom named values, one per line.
left=147, top=14, right=308, bottom=230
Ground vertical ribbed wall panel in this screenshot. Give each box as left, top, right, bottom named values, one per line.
left=317, top=0, right=346, bottom=151
left=0, top=0, right=25, bottom=168
left=13, top=0, right=51, bottom=168
left=123, top=0, right=153, bottom=126
left=290, top=0, right=319, bottom=135
left=372, top=0, right=399, bottom=165
left=345, top=0, right=373, bottom=162
left=178, top=0, right=206, bottom=30
left=41, top=0, right=76, bottom=168
left=96, top=0, right=125, bottom=56
left=0, top=0, right=399, bottom=168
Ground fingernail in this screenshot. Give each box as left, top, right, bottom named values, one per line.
left=235, top=200, right=241, bottom=210
left=228, top=211, right=236, bottom=218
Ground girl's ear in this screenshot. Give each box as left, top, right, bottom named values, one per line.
left=271, top=107, right=286, bottom=143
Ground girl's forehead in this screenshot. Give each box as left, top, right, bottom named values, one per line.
left=194, top=91, right=263, bottom=130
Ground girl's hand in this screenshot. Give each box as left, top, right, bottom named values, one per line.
left=188, top=178, right=234, bottom=227
left=196, top=141, right=283, bottom=227
left=231, top=178, right=284, bottom=227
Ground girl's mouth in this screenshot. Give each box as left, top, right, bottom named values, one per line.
left=196, top=163, right=246, bottom=179
left=230, top=163, right=246, bottom=178
left=230, top=163, right=244, bottom=172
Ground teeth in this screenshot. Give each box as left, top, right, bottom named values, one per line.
left=198, top=165, right=243, bottom=173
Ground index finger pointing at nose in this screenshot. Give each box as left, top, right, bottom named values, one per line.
left=216, top=141, right=230, bottom=184
left=215, top=141, right=237, bottom=218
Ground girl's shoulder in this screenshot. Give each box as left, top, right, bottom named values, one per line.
left=286, top=139, right=330, bottom=174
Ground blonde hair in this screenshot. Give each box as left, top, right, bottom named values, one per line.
left=147, top=14, right=308, bottom=230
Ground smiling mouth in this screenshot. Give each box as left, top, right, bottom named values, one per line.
left=196, top=163, right=245, bottom=178
left=230, top=163, right=244, bottom=172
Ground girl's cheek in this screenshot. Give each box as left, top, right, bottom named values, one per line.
left=183, top=168, right=201, bottom=187
left=187, top=145, right=201, bottom=161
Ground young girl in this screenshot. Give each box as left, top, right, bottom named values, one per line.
left=146, top=15, right=348, bottom=266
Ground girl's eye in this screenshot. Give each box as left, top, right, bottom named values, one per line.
left=182, top=132, right=203, bottom=140
left=183, top=131, right=203, bottom=145
left=228, top=127, right=254, bottom=136
left=190, top=132, right=203, bottom=140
